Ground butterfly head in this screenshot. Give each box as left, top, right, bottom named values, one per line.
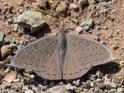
left=59, top=25, right=69, bottom=34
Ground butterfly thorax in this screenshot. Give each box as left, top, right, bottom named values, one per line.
left=58, top=31, right=67, bottom=77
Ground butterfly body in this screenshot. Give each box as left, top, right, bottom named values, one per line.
left=11, top=28, right=112, bottom=80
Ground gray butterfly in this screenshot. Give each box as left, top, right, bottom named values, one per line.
left=11, top=28, right=112, bottom=80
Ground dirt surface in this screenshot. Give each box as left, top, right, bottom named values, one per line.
left=0, top=0, right=124, bottom=93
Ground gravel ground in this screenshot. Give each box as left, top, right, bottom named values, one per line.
left=0, top=0, right=124, bottom=93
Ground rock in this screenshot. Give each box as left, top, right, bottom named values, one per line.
left=49, top=81, right=56, bottom=87
left=82, top=83, right=91, bottom=89
left=75, top=26, right=83, bottom=34
left=96, top=78, right=102, bottom=83
left=59, top=81, right=64, bottom=85
left=119, top=61, right=124, bottom=66
left=15, top=11, right=45, bottom=33
left=10, top=89, right=16, bottom=93
left=4, top=70, right=17, bottom=83
left=96, top=71, right=103, bottom=78
left=96, top=82, right=106, bottom=89
left=93, top=87, right=102, bottom=93
left=90, top=75, right=97, bottom=81
left=104, top=75, right=111, bottom=85
left=109, top=88, right=117, bottom=93
left=47, top=85, right=70, bottom=93
left=109, top=12, right=117, bottom=21
left=109, top=0, right=117, bottom=3
left=90, top=81, right=97, bottom=87
left=56, top=1, right=68, bottom=16
left=69, top=3, right=79, bottom=11
left=22, top=85, right=29, bottom=90
left=38, top=84, right=47, bottom=91
left=112, top=44, right=119, bottom=50
left=73, top=80, right=80, bottom=86
left=16, top=31, right=24, bottom=37
left=13, top=24, right=19, bottom=32
left=108, top=81, right=117, bottom=89
left=65, top=83, right=77, bottom=90
left=1, top=45, right=12, bottom=58
left=117, top=87, right=124, bottom=93
left=30, top=74, right=35, bottom=79
left=4, top=67, right=11, bottom=74
left=32, top=85, right=38, bottom=92
left=0, top=31, right=5, bottom=43
left=36, top=0, right=50, bottom=9
left=80, top=20, right=93, bottom=30
left=78, top=0, right=89, bottom=9
left=97, top=2, right=108, bottom=17
left=24, top=89, right=34, bottom=93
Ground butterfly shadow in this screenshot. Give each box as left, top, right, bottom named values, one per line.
left=21, top=61, right=121, bottom=87
left=22, top=23, right=51, bottom=39
left=80, top=61, right=121, bottom=82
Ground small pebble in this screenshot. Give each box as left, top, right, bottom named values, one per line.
left=96, top=78, right=102, bottom=83
left=0, top=31, right=5, bottom=42
left=56, top=1, right=68, bottom=16
left=109, top=82, right=117, bottom=89
left=75, top=26, right=83, bottom=34
left=47, top=85, right=70, bottom=93
left=96, top=82, right=106, bottom=90
left=15, top=11, right=45, bottom=33
left=16, top=31, right=24, bottom=37
left=13, top=24, right=19, bottom=32
left=10, top=89, right=16, bottom=93
left=23, top=85, right=29, bottom=90
left=90, top=75, right=97, bottom=81
left=38, top=84, right=47, bottom=91
left=82, top=83, right=91, bottom=89
left=119, top=60, right=124, bottom=66
left=90, top=81, right=97, bottom=87
left=110, top=0, right=117, bottom=3
left=49, top=81, right=56, bottom=87
left=1, top=45, right=12, bottom=58
left=69, top=3, right=79, bottom=11
left=109, top=88, right=117, bottom=92
left=73, top=80, right=80, bottom=86
left=36, top=0, right=50, bottom=9
left=109, top=12, right=117, bottom=21
left=32, top=85, right=38, bottom=92
left=112, top=45, right=119, bottom=50
left=65, top=83, right=76, bottom=90
left=24, top=89, right=34, bottom=93
left=117, top=87, right=124, bottom=93
left=4, top=67, right=11, bottom=74
left=78, top=0, right=89, bottom=9
left=30, top=74, right=35, bottom=79
left=96, top=71, right=103, bottom=78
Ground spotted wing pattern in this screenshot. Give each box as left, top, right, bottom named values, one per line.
left=12, top=36, right=62, bottom=80
left=63, top=35, right=112, bottom=80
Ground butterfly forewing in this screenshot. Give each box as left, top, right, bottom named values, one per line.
left=12, top=36, right=62, bottom=79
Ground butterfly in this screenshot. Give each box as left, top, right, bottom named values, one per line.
left=11, top=27, right=112, bottom=80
